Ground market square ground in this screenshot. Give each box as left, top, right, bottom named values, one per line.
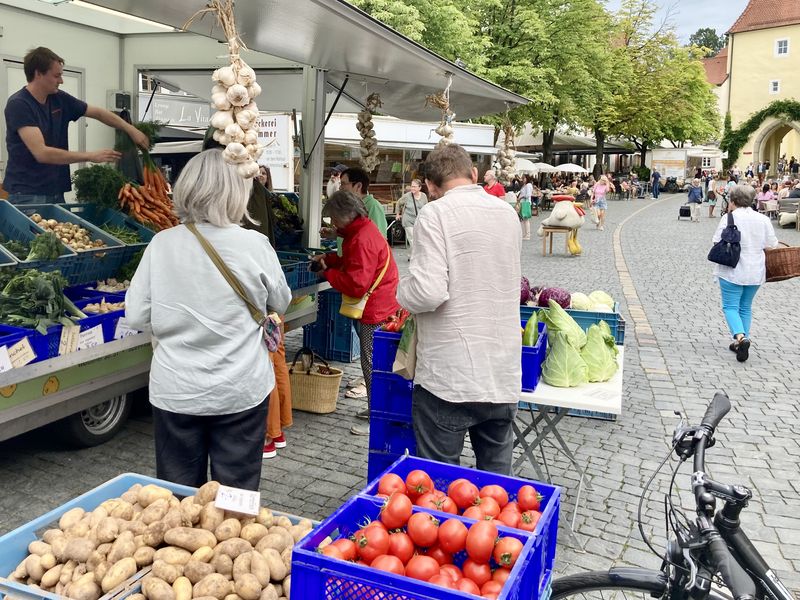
left=1, top=193, right=799, bottom=588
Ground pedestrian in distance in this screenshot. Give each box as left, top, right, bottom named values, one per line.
left=483, top=169, right=506, bottom=198
left=687, top=178, right=704, bottom=222
left=591, top=175, right=613, bottom=230
left=396, top=178, right=428, bottom=255
left=712, top=184, right=779, bottom=363
left=125, top=149, right=292, bottom=490
left=397, top=143, right=521, bottom=475
left=651, top=168, right=662, bottom=199
left=517, top=174, right=534, bottom=240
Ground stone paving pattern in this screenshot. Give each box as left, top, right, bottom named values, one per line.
left=1, top=194, right=799, bottom=588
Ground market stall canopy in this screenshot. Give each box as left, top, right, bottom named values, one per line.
left=557, top=163, right=588, bottom=173
left=529, top=162, right=559, bottom=174
left=513, top=158, right=538, bottom=173
left=81, top=0, right=529, bottom=121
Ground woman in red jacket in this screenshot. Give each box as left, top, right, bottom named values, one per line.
left=311, top=190, right=400, bottom=435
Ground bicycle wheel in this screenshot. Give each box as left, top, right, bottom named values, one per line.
left=551, top=568, right=734, bottom=600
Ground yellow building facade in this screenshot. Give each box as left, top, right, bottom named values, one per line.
left=723, top=1, right=800, bottom=172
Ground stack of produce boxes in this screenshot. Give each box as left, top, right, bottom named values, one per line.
left=302, top=290, right=361, bottom=362
left=292, top=454, right=560, bottom=600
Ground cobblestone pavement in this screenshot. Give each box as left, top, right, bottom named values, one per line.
left=1, top=195, right=799, bottom=587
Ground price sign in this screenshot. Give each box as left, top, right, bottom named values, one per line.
left=214, top=485, right=261, bottom=516
left=0, top=346, right=12, bottom=372
left=9, top=338, right=36, bottom=368
left=78, top=326, right=104, bottom=350
left=114, top=318, right=140, bottom=340
left=59, top=325, right=80, bottom=355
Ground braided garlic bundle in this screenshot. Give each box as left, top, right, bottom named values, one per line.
left=497, top=123, right=516, bottom=184
left=356, top=93, right=382, bottom=172
left=425, top=89, right=455, bottom=147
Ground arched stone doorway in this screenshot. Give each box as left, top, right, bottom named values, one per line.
left=751, top=117, right=800, bottom=173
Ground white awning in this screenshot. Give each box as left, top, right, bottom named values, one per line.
left=81, top=0, right=528, bottom=120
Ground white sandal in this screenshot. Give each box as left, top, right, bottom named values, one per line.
left=345, top=384, right=367, bottom=398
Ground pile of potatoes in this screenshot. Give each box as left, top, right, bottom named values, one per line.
left=30, top=214, right=107, bottom=251
left=6, top=481, right=314, bottom=600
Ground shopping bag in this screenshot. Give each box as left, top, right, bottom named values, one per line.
left=392, top=316, right=417, bottom=380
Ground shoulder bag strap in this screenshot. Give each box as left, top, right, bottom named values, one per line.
left=185, top=223, right=266, bottom=325
left=366, top=243, right=392, bottom=298
left=411, top=193, right=419, bottom=216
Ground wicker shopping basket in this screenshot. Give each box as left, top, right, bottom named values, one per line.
left=765, top=242, right=800, bottom=282
left=288, top=347, right=343, bottom=414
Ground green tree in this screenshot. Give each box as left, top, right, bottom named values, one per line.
left=688, top=27, right=725, bottom=57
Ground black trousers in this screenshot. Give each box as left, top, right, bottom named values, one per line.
left=152, top=399, right=268, bottom=491
left=412, top=385, right=517, bottom=476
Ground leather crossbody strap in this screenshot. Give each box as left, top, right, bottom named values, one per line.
left=368, top=244, right=392, bottom=297
left=186, top=223, right=266, bottom=326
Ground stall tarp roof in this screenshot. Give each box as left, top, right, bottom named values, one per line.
left=82, top=0, right=529, bottom=121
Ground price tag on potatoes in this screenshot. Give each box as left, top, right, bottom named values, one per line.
left=78, top=325, right=104, bottom=350
left=114, top=317, right=140, bottom=340
left=214, top=485, right=261, bottom=516
left=59, top=325, right=80, bottom=355
left=9, top=337, right=36, bottom=368
left=0, top=346, right=12, bottom=372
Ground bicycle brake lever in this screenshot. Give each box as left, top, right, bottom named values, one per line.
left=682, top=546, right=699, bottom=593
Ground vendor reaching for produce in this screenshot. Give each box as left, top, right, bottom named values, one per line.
left=3, top=47, right=149, bottom=205
left=321, top=167, right=387, bottom=250
left=397, top=143, right=522, bottom=476
left=125, top=149, right=291, bottom=491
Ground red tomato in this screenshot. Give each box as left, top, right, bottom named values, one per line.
left=320, top=544, right=343, bottom=559
left=492, top=567, right=512, bottom=584
left=405, top=470, right=434, bottom=499
left=365, top=519, right=389, bottom=531
left=517, top=485, right=541, bottom=511
left=437, top=518, right=468, bottom=554
left=438, top=495, right=459, bottom=514
left=519, top=510, right=541, bottom=532
left=482, top=594, right=500, bottom=600
left=381, top=493, right=413, bottom=529
left=415, top=492, right=442, bottom=511
left=388, top=531, right=415, bottom=564
left=447, top=478, right=470, bottom=494
left=370, top=554, right=405, bottom=575
left=475, top=496, right=501, bottom=518
left=481, top=580, right=504, bottom=595
left=493, top=536, right=524, bottom=568
left=404, top=555, right=440, bottom=581
left=428, top=573, right=456, bottom=589
left=378, top=473, right=407, bottom=496
left=424, top=544, right=453, bottom=566
left=496, top=509, right=521, bottom=529
left=439, top=564, right=463, bottom=582
left=462, top=558, right=492, bottom=586
left=463, top=505, right=486, bottom=520
left=455, top=578, right=482, bottom=595
left=480, top=484, right=509, bottom=508
left=448, top=479, right=480, bottom=510
left=504, top=501, right=521, bottom=514
left=407, top=512, right=440, bottom=548
left=330, top=538, right=357, bottom=561
left=465, top=520, right=498, bottom=563
left=354, top=526, right=391, bottom=564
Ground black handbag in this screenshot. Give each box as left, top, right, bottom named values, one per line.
left=708, top=211, right=741, bottom=267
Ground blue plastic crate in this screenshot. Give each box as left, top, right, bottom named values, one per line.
left=302, top=290, right=361, bottom=362
left=15, top=204, right=129, bottom=285
left=522, top=321, right=548, bottom=393
left=360, top=455, right=560, bottom=599
left=74, top=298, right=125, bottom=343
left=64, top=283, right=126, bottom=303
left=372, top=328, right=401, bottom=372
left=62, top=203, right=154, bottom=263
left=369, top=414, right=416, bottom=456
left=0, top=201, right=77, bottom=273
left=292, top=495, right=547, bottom=600
left=367, top=450, right=404, bottom=482
left=277, top=250, right=322, bottom=292
left=0, top=324, right=27, bottom=352
left=371, top=370, right=414, bottom=422
left=0, top=244, right=17, bottom=268
left=521, top=303, right=625, bottom=345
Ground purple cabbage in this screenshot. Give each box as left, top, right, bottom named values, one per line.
left=537, top=287, right=571, bottom=309
left=520, top=277, right=531, bottom=304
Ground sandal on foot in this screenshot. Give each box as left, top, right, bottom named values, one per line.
left=345, top=385, right=367, bottom=398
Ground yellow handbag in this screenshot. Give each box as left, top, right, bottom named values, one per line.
left=339, top=246, right=391, bottom=320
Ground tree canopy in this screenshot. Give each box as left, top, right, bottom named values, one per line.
left=688, top=27, right=725, bottom=57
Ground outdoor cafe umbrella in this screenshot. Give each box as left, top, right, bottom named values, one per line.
left=557, top=163, right=588, bottom=174
left=513, top=157, right=539, bottom=173
left=529, top=162, right=559, bottom=174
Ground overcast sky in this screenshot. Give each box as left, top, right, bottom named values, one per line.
left=603, top=0, right=751, bottom=43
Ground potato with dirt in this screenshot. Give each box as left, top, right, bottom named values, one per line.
left=184, top=559, right=215, bottom=584
left=195, top=481, right=221, bottom=506
left=137, top=484, right=173, bottom=508
left=154, top=546, right=192, bottom=566
left=107, top=530, right=135, bottom=563
left=215, top=518, right=242, bottom=542
left=164, top=527, right=217, bottom=552
left=151, top=559, right=183, bottom=585
left=143, top=575, right=175, bottom=600
left=101, top=557, right=138, bottom=593
left=234, top=573, right=262, bottom=600
left=199, top=502, right=226, bottom=532
left=193, top=573, right=233, bottom=600
left=173, top=576, right=192, bottom=600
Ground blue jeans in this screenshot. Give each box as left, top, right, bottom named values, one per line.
left=719, top=278, right=760, bottom=339
left=652, top=182, right=660, bottom=198
left=8, top=193, right=65, bottom=205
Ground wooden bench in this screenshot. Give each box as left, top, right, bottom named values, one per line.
left=541, top=226, right=571, bottom=256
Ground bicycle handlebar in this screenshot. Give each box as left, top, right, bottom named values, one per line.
left=701, top=391, right=731, bottom=432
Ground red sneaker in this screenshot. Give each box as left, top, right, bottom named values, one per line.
left=272, top=433, right=287, bottom=449
left=262, top=441, right=277, bottom=459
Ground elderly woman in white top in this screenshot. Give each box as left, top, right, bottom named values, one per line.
left=126, top=149, right=292, bottom=490
left=396, top=179, right=428, bottom=253
left=712, top=184, right=778, bottom=363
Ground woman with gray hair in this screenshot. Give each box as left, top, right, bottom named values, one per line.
left=126, top=148, right=292, bottom=489
left=312, top=190, right=400, bottom=435
left=712, top=183, right=778, bottom=362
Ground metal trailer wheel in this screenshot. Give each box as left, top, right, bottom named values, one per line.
left=60, top=394, right=132, bottom=447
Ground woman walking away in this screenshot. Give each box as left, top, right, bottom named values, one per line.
left=687, top=178, right=703, bottom=222
left=396, top=179, right=428, bottom=256
left=712, top=184, right=778, bottom=362
left=518, top=174, right=534, bottom=240
left=126, top=149, right=292, bottom=490
left=311, top=191, right=400, bottom=435
left=591, top=175, right=613, bottom=230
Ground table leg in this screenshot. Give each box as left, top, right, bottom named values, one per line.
left=549, top=233, right=553, bottom=254
left=512, top=420, right=547, bottom=482
left=542, top=234, right=546, bottom=256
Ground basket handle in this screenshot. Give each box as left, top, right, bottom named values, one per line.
left=288, top=346, right=332, bottom=375
left=776, top=241, right=791, bottom=248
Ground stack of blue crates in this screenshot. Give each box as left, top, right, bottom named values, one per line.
left=302, top=289, right=361, bottom=362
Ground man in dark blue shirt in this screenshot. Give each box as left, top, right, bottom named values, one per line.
left=3, top=47, right=149, bottom=204
left=650, top=169, right=662, bottom=199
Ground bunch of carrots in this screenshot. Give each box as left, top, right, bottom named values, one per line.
left=118, top=163, right=179, bottom=231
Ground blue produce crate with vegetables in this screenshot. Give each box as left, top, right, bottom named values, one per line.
left=292, top=494, right=551, bottom=600
left=303, top=290, right=360, bottom=362
left=277, top=250, right=323, bottom=292
left=0, top=200, right=77, bottom=272
left=64, top=283, right=126, bottom=303
left=0, top=244, right=17, bottom=268
left=521, top=321, right=548, bottom=393
left=62, top=203, right=154, bottom=263
left=74, top=297, right=126, bottom=343
left=0, top=324, right=27, bottom=353
left=521, top=304, right=625, bottom=345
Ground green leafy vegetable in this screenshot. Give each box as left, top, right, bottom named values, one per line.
left=522, top=313, right=538, bottom=347
left=72, top=164, right=127, bottom=209
left=588, top=290, right=614, bottom=309
left=598, top=320, right=619, bottom=357
left=26, top=233, right=63, bottom=261
left=0, top=234, right=30, bottom=261
left=114, top=120, right=166, bottom=154
left=0, top=270, right=86, bottom=334
left=570, top=292, right=592, bottom=311
left=580, top=324, right=618, bottom=383
left=541, top=331, right=588, bottom=388
left=542, top=299, right=586, bottom=349
left=101, top=224, right=142, bottom=244
left=118, top=249, right=145, bottom=282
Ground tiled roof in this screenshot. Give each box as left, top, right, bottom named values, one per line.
left=702, top=47, right=728, bottom=86
left=728, top=0, right=800, bottom=34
